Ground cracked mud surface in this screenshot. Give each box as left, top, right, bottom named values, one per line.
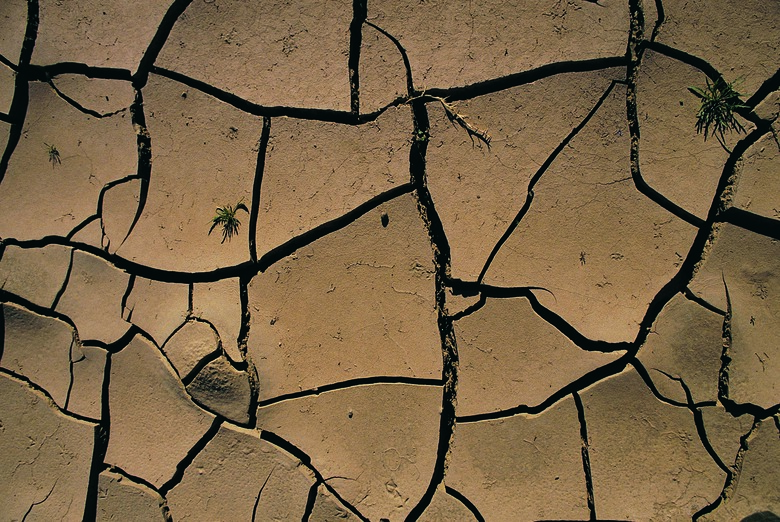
left=1, top=0, right=779, bottom=520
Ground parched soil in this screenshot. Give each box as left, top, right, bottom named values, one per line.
left=1, top=0, right=779, bottom=520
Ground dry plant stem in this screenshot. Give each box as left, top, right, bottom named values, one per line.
left=408, top=93, right=492, bottom=148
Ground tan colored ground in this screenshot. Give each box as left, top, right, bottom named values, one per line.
left=1, top=0, right=779, bottom=520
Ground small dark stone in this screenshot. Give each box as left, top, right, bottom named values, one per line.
left=380, top=212, right=389, bottom=227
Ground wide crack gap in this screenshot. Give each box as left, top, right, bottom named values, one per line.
left=83, top=347, right=112, bottom=521
left=649, top=0, right=665, bottom=43
left=132, top=0, right=194, bottom=89
left=476, top=78, right=626, bottom=285
left=348, top=0, right=367, bottom=114
left=444, top=486, right=485, bottom=522
left=405, top=97, right=460, bottom=522
left=259, top=430, right=369, bottom=522
left=718, top=207, right=780, bottom=241
left=236, top=275, right=251, bottom=363
left=573, top=391, right=597, bottom=521
left=158, top=417, right=223, bottom=496
left=119, top=274, right=136, bottom=323
left=626, top=0, right=706, bottom=229
left=121, top=88, right=152, bottom=250
left=256, top=377, right=444, bottom=409
left=682, top=286, right=726, bottom=316
left=247, top=117, right=271, bottom=264
left=151, top=66, right=362, bottom=124
left=0, top=0, right=38, bottom=185
left=300, top=479, right=320, bottom=522
left=26, top=63, right=132, bottom=82
left=692, top=417, right=761, bottom=520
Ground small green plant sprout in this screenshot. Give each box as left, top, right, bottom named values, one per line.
left=688, top=77, right=749, bottom=150
left=208, top=199, right=248, bottom=243
left=44, top=143, right=61, bottom=166
left=413, top=128, right=430, bottom=143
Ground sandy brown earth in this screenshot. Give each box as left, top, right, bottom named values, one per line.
left=1, top=0, right=779, bottom=520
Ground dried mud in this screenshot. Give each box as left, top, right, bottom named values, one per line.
left=1, top=0, right=779, bottom=520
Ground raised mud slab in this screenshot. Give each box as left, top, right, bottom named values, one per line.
left=1, top=1, right=779, bottom=520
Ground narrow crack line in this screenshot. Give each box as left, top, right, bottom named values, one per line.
left=718, top=207, right=780, bottom=241
left=0, top=0, right=38, bottom=186
left=457, top=355, right=632, bottom=423
left=120, top=274, right=136, bottom=321
left=50, top=247, right=74, bottom=310
left=682, top=287, right=726, bottom=316
left=251, top=465, right=277, bottom=522
left=158, top=417, right=223, bottom=496
left=649, top=0, right=665, bottom=43
left=692, top=417, right=760, bottom=520
left=449, top=294, right=486, bottom=322
left=348, top=0, right=367, bottom=114
left=248, top=117, right=271, bottom=263
left=652, top=367, right=732, bottom=475
left=102, top=464, right=163, bottom=496
left=404, top=97, right=461, bottom=521
left=444, top=486, right=486, bottom=522
left=300, top=479, right=320, bottom=522
left=259, top=430, right=369, bottom=522
left=64, top=336, right=77, bottom=411
left=477, top=78, right=624, bottom=284
left=425, top=56, right=629, bottom=103
left=0, top=367, right=99, bottom=425
left=151, top=66, right=362, bottom=124
left=65, top=215, right=99, bottom=241
left=627, top=3, right=707, bottom=229
left=120, top=88, right=152, bottom=250
left=45, top=79, right=128, bottom=118
left=133, top=0, right=194, bottom=89
left=257, top=377, right=443, bottom=408
left=363, top=21, right=415, bottom=95
left=93, top=175, right=145, bottom=251
left=21, top=480, right=57, bottom=522
left=451, top=283, right=632, bottom=353
left=25, top=63, right=132, bottom=82
left=573, top=392, right=597, bottom=521
left=630, top=358, right=699, bottom=409
left=257, top=183, right=414, bottom=272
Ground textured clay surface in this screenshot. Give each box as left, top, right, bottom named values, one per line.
left=0, top=1, right=778, bottom=520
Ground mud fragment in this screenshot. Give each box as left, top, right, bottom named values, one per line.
left=0, top=372, right=97, bottom=521
left=105, top=334, right=214, bottom=488
left=0, top=244, right=72, bottom=308
left=167, top=423, right=311, bottom=521
left=257, top=383, right=441, bottom=521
